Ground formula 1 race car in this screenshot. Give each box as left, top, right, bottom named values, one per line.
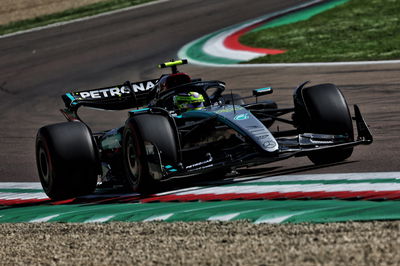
left=36, top=59, right=373, bottom=200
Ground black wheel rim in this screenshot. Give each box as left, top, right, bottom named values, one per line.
left=38, top=145, right=50, bottom=186
left=126, top=135, right=140, bottom=184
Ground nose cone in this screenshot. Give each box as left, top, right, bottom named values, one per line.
left=211, top=105, right=279, bottom=153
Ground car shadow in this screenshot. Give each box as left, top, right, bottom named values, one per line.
left=151, top=160, right=355, bottom=192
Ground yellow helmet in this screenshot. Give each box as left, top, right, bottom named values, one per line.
left=173, top=92, right=205, bottom=111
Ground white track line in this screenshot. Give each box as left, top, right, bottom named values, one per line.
left=0, top=0, right=169, bottom=39
left=0, top=192, right=48, bottom=200
left=1, top=172, right=400, bottom=200
left=172, top=183, right=400, bottom=195
left=0, top=182, right=42, bottom=189
left=243, top=172, right=400, bottom=182
left=184, top=58, right=400, bottom=68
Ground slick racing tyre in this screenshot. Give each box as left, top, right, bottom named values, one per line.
left=36, top=122, right=100, bottom=200
left=122, top=114, right=178, bottom=193
left=295, top=83, right=354, bottom=165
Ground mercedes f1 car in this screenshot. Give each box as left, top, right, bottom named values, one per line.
left=36, top=59, right=373, bottom=199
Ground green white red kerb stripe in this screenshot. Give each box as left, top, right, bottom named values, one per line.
left=178, top=0, right=349, bottom=65
left=2, top=172, right=400, bottom=224
left=2, top=172, right=400, bottom=205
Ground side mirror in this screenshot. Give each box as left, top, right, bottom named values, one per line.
left=253, top=87, right=273, bottom=97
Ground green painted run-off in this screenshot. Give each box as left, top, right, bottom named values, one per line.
left=1, top=200, right=400, bottom=224
left=250, top=0, right=349, bottom=33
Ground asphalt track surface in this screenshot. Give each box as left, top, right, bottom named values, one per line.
left=0, top=0, right=399, bottom=185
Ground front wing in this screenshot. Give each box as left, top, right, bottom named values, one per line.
left=155, top=105, right=372, bottom=179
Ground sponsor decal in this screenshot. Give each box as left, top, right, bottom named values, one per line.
left=246, top=125, right=263, bottom=131
left=255, top=87, right=272, bottom=93
left=75, top=81, right=157, bottom=100
left=256, top=135, right=268, bottom=140
left=132, top=81, right=156, bottom=92
left=262, top=140, right=278, bottom=149
left=77, top=86, right=130, bottom=99
left=256, top=134, right=278, bottom=150
left=234, top=113, right=249, bottom=120
left=186, top=155, right=213, bottom=170
left=214, top=106, right=244, bottom=114
left=187, top=164, right=214, bottom=171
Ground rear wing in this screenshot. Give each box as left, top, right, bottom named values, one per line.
left=62, top=79, right=159, bottom=110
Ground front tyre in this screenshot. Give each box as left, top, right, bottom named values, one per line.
left=294, top=83, right=354, bottom=165
left=122, top=126, right=155, bottom=192
left=122, top=114, right=178, bottom=193
left=36, top=122, right=99, bottom=200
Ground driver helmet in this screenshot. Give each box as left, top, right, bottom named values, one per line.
left=173, top=92, right=205, bottom=111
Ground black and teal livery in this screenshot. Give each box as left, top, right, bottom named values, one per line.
left=35, top=59, right=373, bottom=199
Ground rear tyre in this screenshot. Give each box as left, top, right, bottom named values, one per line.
left=294, top=83, right=354, bottom=165
left=122, top=114, right=178, bottom=193
left=36, top=122, right=99, bottom=200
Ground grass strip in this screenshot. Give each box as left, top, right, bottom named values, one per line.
left=0, top=0, right=155, bottom=36
left=240, top=0, right=400, bottom=63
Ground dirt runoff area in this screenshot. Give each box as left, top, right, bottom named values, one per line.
left=0, top=221, right=399, bottom=265
left=0, top=0, right=107, bottom=25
